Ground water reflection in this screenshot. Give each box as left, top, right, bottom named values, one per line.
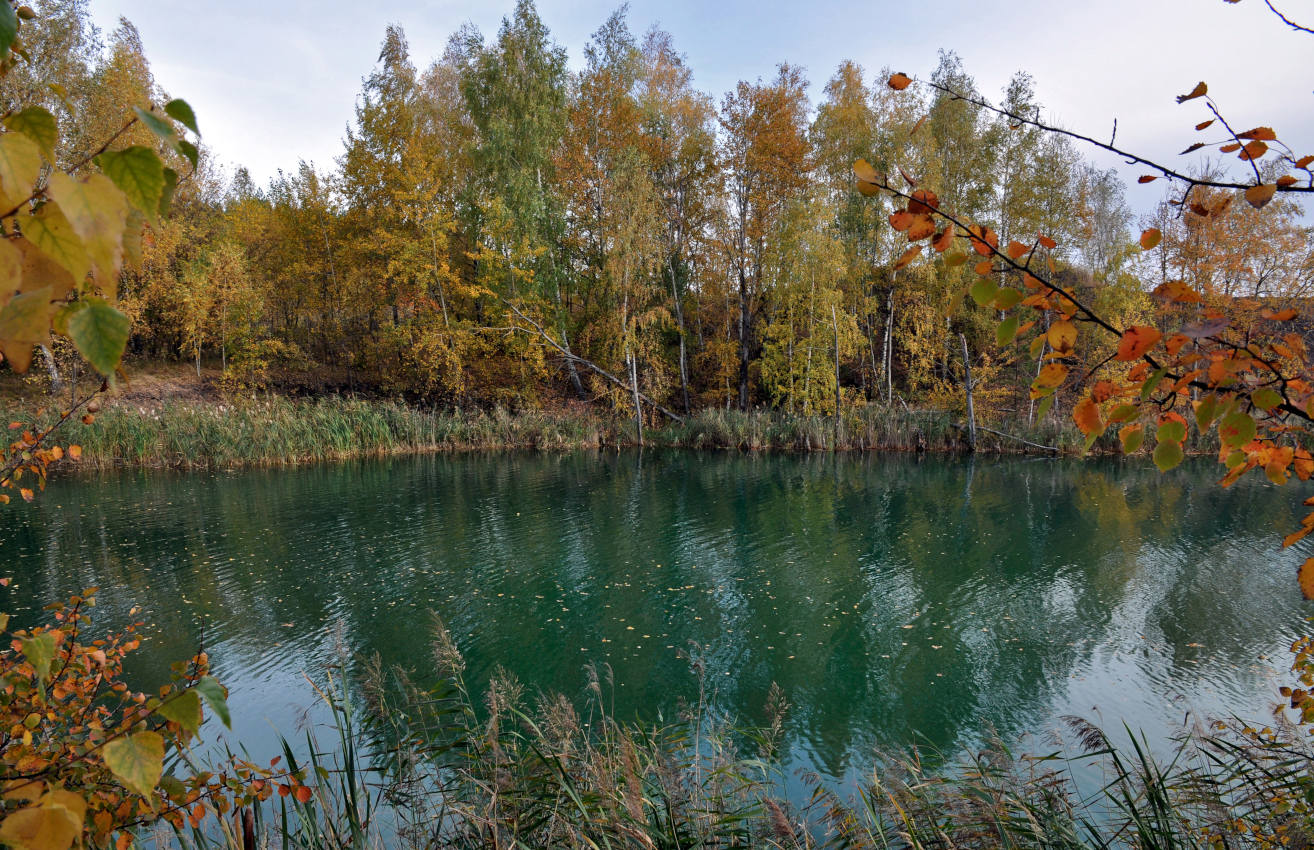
left=0, top=451, right=1309, bottom=786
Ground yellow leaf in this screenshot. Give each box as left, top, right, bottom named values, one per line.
left=852, top=158, right=879, bottom=183
left=1030, top=362, right=1068, bottom=398
left=45, top=173, right=128, bottom=288
left=0, top=286, right=53, bottom=373
left=0, top=132, right=41, bottom=212
left=101, top=731, right=164, bottom=798
left=0, top=792, right=86, bottom=850
left=21, top=204, right=90, bottom=284
left=1047, top=320, right=1077, bottom=354
left=1244, top=183, right=1276, bottom=209
left=16, top=238, right=75, bottom=301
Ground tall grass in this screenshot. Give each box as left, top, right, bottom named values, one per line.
left=2, top=395, right=1216, bottom=471
left=172, top=621, right=1314, bottom=850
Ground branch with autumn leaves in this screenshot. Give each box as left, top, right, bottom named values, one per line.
left=857, top=66, right=1314, bottom=596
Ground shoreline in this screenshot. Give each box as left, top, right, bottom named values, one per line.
left=0, top=394, right=1138, bottom=472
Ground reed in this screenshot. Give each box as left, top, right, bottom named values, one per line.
left=2, top=395, right=1223, bottom=472
left=172, top=621, right=1314, bottom=850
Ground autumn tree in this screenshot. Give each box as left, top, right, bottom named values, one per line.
left=718, top=64, right=811, bottom=410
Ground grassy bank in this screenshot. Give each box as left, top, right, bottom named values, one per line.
left=2, top=393, right=1141, bottom=471
left=174, top=621, right=1314, bottom=850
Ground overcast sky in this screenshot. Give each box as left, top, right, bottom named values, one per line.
left=89, top=0, right=1311, bottom=216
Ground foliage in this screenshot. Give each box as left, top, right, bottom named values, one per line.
left=0, top=0, right=198, bottom=503
left=857, top=13, right=1314, bottom=591
left=0, top=590, right=239, bottom=850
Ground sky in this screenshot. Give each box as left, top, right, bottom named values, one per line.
left=89, top=0, right=1311, bottom=217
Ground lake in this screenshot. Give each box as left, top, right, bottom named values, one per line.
left=1, top=450, right=1310, bottom=796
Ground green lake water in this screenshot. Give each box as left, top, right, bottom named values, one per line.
left=1, top=451, right=1311, bottom=795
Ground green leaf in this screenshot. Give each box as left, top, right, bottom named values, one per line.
left=969, top=278, right=997, bottom=307
left=993, top=287, right=1022, bottom=310
left=177, top=139, right=199, bottom=171
left=1219, top=410, right=1257, bottom=449
left=159, top=168, right=178, bottom=219
left=164, top=99, right=199, bottom=136
left=1157, top=420, right=1186, bottom=444
left=20, top=632, right=55, bottom=683
left=157, top=689, right=201, bottom=736
left=132, top=106, right=177, bottom=147
left=101, top=731, right=164, bottom=798
left=0, top=3, right=16, bottom=61
left=66, top=297, right=129, bottom=376
left=996, top=315, right=1019, bottom=347
left=95, top=146, right=165, bottom=221
left=4, top=108, right=57, bottom=162
left=1140, top=367, right=1168, bottom=402
left=194, top=675, right=230, bottom=728
left=1035, top=393, right=1055, bottom=423
left=1153, top=440, right=1184, bottom=472
left=1251, top=387, right=1283, bottom=411
left=22, top=204, right=90, bottom=284
left=1195, top=393, right=1223, bottom=432
left=0, top=132, right=41, bottom=211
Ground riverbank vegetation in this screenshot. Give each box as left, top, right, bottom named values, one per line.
left=3, top=390, right=1171, bottom=469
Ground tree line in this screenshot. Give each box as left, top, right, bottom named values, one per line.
left=7, top=0, right=1311, bottom=435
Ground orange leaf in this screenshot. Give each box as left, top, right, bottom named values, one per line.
left=931, top=228, right=954, bottom=253
left=893, top=244, right=922, bottom=270
left=1030, top=362, right=1069, bottom=398
left=1139, top=228, right=1162, bottom=250
left=1180, top=142, right=1205, bottom=155
left=908, top=189, right=939, bottom=214
left=1165, top=333, right=1191, bottom=355
left=1220, top=142, right=1241, bottom=153
left=1239, top=140, right=1268, bottom=161
left=1262, top=307, right=1298, bottom=321
left=1073, top=396, right=1102, bottom=437
left=1278, top=175, right=1298, bottom=187
left=973, top=259, right=993, bottom=276
left=1116, top=326, right=1162, bottom=361
left=1047, top=320, right=1077, bottom=354
left=1194, top=119, right=1214, bottom=131
left=294, top=786, right=313, bottom=804
left=1037, top=234, right=1056, bottom=250
left=906, top=214, right=936, bottom=241
left=888, top=72, right=912, bottom=91
left=1176, top=81, right=1207, bottom=103
left=1152, top=280, right=1201, bottom=303
left=1300, top=558, right=1314, bottom=601
left=889, top=210, right=914, bottom=232
left=68, top=445, right=82, bottom=460
left=1006, top=240, right=1028, bottom=259
left=898, top=166, right=918, bottom=188
left=1237, top=126, right=1277, bottom=141
left=1137, top=175, right=1158, bottom=184
left=1244, top=184, right=1276, bottom=209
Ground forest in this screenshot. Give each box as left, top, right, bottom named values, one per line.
left=9, top=0, right=1309, bottom=442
